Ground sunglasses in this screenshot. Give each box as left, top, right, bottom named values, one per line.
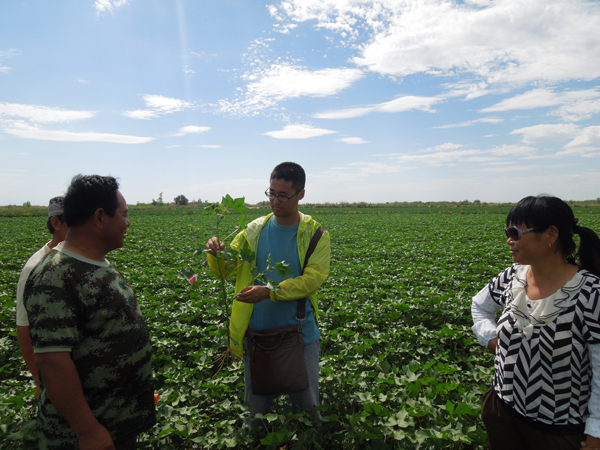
left=505, top=226, right=537, bottom=241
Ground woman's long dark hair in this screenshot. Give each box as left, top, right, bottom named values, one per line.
left=507, top=196, right=600, bottom=276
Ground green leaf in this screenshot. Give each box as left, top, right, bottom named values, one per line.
left=274, top=261, right=294, bottom=278
left=239, top=247, right=255, bottom=263
left=238, top=214, right=247, bottom=230
left=220, top=248, right=238, bottom=261
left=221, top=194, right=234, bottom=208
left=178, top=267, right=196, bottom=280
left=266, top=280, right=281, bottom=291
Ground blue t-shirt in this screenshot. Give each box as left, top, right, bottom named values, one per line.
left=249, top=216, right=320, bottom=344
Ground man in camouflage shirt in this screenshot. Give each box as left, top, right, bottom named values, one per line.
left=24, top=175, right=155, bottom=450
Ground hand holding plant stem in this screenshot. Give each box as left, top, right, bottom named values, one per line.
left=184, top=195, right=294, bottom=370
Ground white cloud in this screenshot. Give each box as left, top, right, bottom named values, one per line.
left=391, top=149, right=484, bottom=166
left=510, top=123, right=581, bottom=144
left=480, top=164, right=548, bottom=173
left=218, top=63, right=363, bottom=115
left=487, top=144, right=537, bottom=156
left=337, top=137, right=368, bottom=144
left=198, top=144, right=222, bottom=148
left=95, top=0, right=129, bottom=16
left=480, top=88, right=600, bottom=121
left=123, top=110, right=158, bottom=120
left=2, top=121, right=154, bottom=144
left=384, top=143, right=536, bottom=166
left=124, top=94, right=193, bottom=120
left=173, top=125, right=211, bottom=136
left=347, top=162, right=405, bottom=175
left=271, top=0, right=600, bottom=89
left=263, top=124, right=336, bottom=139
left=564, top=126, right=600, bottom=149
left=0, top=102, right=96, bottom=123
left=0, top=102, right=154, bottom=145
left=0, top=49, right=18, bottom=74
left=434, top=117, right=503, bottom=129
left=74, top=79, right=89, bottom=84
left=315, top=95, right=442, bottom=119
left=143, top=94, right=192, bottom=113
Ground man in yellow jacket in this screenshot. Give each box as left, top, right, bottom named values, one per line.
left=206, top=162, right=330, bottom=424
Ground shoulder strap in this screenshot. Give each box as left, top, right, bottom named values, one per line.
left=302, top=226, right=325, bottom=272
left=297, top=226, right=325, bottom=319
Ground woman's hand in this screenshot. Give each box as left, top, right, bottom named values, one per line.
left=581, top=435, right=600, bottom=450
left=487, top=338, right=498, bottom=354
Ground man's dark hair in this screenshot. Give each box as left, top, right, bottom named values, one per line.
left=270, top=162, right=306, bottom=193
left=46, top=215, right=65, bottom=234
left=64, top=175, right=120, bottom=227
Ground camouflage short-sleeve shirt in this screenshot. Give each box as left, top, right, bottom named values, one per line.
left=24, top=245, right=156, bottom=449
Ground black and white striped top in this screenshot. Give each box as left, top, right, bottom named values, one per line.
left=472, top=264, right=600, bottom=434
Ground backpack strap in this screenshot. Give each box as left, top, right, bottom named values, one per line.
left=297, top=226, right=325, bottom=320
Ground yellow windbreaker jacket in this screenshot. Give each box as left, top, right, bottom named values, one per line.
left=207, top=212, right=331, bottom=358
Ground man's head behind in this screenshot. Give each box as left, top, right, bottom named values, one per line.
left=46, top=196, right=65, bottom=234
left=64, top=175, right=120, bottom=227
left=270, top=162, right=305, bottom=193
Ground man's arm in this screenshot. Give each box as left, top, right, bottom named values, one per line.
left=16, top=326, right=40, bottom=400
left=35, top=352, right=115, bottom=450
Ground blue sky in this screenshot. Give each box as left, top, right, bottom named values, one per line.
left=2, top=0, right=600, bottom=205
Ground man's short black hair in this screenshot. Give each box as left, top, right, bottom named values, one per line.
left=46, top=215, right=65, bottom=234
left=270, top=162, right=305, bottom=193
left=64, top=175, right=120, bottom=227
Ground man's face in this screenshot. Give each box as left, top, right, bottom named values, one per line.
left=104, top=190, right=130, bottom=250
left=268, top=178, right=304, bottom=220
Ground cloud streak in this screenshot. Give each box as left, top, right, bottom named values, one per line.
left=124, top=94, right=193, bottom=120
left=315, top=95, right=442, bottom=119
left=95, top=0, right=130, bottom=16
left=481, top=88, right=600, bottom=121
left=218, top=63, right=364, bottom=115
left=0, top=49, right=18, bottom=74
left=173, top=125, right=211, bottom=136
left=3, top=121, right=154, bottom=144
left=263, top=124, right=336, bottom=139
left=0, top=102, right=96, bottom=123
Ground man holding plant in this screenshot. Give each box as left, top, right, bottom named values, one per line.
left=24, top=175, right=156, bottom=450
left=206, top=162, right=330, bottom=424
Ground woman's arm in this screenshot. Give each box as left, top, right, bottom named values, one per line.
left=471, top=285, right=502, bottom=350
left=583, top=344, right=600, bottom=449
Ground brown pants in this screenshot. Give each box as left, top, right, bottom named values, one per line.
left=114, top=436, right=137, bottom=450
left=481, top=388, right=584, bottom=450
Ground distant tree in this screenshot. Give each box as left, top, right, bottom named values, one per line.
left=174, top=195, right=189, bottom=206
left=23, top=201, right=31, bottom=208
left=152, top=192, right=164, bottom=206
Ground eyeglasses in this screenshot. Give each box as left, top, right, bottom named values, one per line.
left=505, top=226, right=537, bottom=241
left=265, top=188, right=299, bottom=203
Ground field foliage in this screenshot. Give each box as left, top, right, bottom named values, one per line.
left=2, top=207, right=600, bottom=449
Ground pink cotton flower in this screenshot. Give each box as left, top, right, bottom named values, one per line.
left=188, top=275, right=198, bottom=284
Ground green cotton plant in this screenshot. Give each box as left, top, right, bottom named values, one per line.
left=181, top=195, right=293, bottom=369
